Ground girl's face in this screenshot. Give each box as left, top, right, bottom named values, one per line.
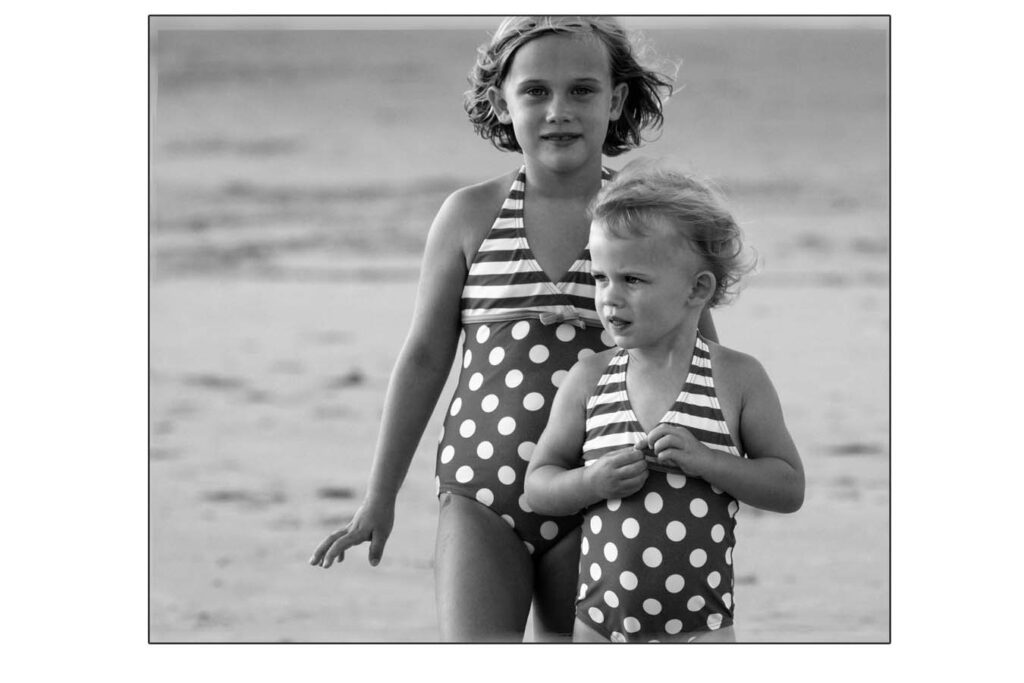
left=590, top=219, right=711, bottom=353
left=488, top=33, right=627, bottom=174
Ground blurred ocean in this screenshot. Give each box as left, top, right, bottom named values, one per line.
left=150, top=18, right=888, bottom=281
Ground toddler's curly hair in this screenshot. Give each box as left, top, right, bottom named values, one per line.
left=590, top=160, right=757, bottom=307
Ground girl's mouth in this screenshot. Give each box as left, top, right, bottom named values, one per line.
left=605, top=315, right=631, bottom=330
left=541, top=133, right=581, bottom=143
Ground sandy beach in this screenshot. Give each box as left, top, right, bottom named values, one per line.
left=149, top=17, right=889, bottom=642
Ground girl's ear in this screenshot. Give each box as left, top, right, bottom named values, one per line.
left=689, top=271, right=717, bottom=306
left=487, top=86, right=512, bottom=124
left=609, top=82, right=628, bottom=121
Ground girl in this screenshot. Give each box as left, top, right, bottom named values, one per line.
left=524, top=161, right=804, bottom=643
left=310, top=16, right=712, bottom=642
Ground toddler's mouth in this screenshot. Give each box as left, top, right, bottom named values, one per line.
left=606, top=315, right=631, bottom=329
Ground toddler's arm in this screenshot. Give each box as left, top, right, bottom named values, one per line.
left=647, top=352, right=804, bottom=513
left=525, top=357, right=648, bottom=515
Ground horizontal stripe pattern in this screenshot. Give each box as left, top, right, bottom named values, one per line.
left=583, top=338, right=741, bottom=474
left=461, top=167, right=611, bottom=326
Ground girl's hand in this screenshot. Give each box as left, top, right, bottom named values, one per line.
left=646, top=423, right=712, bottom=477
left=309, top=498, right=395, bottom=568
left=584, top=445, right=649, bottom=500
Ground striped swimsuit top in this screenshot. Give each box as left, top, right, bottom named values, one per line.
left=460, top=166, right=613, bottom=329
left=582, top=335, right=742, bottom=474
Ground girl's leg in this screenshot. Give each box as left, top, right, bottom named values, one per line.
left=434, top=492, right=534, bottom=642
left=530, top=526, right=581, bottom=642
left=573, top=616, right=609, bottom=642
left=688, top=625, right=737, bottom=643
left=573, top=616, right=737, bottom=643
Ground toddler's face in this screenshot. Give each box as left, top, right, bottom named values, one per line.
left=590, top=219, right=706, bottom=352
left=490, top=33, right=627, bottom=173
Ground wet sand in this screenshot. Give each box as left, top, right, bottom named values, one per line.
left=149, top=268, right=888, bottom=642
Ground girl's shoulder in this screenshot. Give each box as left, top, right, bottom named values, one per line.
left=553, top=346, right=619, bottom=411
left=706, top=340, right=772, bottom=396
left=433, top=169, right=520, bottom=253
left=565, top=346, right=619, bottom=389
left=440, top=170, right=518, bottom=227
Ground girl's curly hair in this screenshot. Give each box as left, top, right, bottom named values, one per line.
left=590, top=160, right=757, bottom=308
left=465, top=16, right=675, bottom=157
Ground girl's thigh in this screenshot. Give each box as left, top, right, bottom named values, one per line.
left=689, top=625, right=737, bottom=643
left=531, top=526, right=581, bottom=642
left=434, top=491, right=534, bottom=642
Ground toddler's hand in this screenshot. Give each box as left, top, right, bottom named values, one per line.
left=646, top=423, right=710, bottom=477
left=586, top=444, right=649, bottom=500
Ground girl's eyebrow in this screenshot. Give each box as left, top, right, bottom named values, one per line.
left=513, top=76, right=605, bottom=86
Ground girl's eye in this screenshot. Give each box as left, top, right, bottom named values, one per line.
left=525, top=87, right=547, bottom=97
left=572, top=86, right=594, bottom=96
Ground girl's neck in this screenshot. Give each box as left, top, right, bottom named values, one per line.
left=522, top=157, right=604, bottom=200
left=627, top=317, right=700, bottom=373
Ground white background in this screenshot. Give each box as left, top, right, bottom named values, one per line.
left=2, top=0, right=1021, bottom=680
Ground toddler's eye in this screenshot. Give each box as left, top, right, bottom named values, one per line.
left=573, top=86, right=594, bottom=96
left=625, top=276, right=642, bottom=284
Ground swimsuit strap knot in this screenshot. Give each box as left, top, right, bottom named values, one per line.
left=539, top=309, right=585, bottom=328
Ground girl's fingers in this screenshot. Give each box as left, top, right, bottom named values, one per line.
left=620, top=471, right=648, bottom=495
left=322, top=535, right=352, bottom=568
left=618, top=460, right=648, bottom=478
left=609, top=445, right=646, bottom=464
left=323, top=526, right=375, bottom=568
left=309, top=529, right=345, bottom=564
left=368, top=530, right=388, bottom=567
left=322, top=547, right=345, bottom=568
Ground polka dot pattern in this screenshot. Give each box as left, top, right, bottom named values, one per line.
left=529, top=345, right=549, bottom=364
left=497, top=416, right=516, bottom=435
left=574, top=335, right=740, bottom=642
left=497, top=465, right=516, bottom=485
left=523, top=392, right=545, bottom=411
left=556, top=323, right=577, bottom=342
left=575, top=469, right=738, bottom=642
left=437, top=319, right=610, bottom=558
left=505, top=369, right=523, bottom=388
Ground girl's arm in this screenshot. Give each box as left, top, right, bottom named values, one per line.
left=525, top=357, right=648, bottom=515
left=311, top=186, right=487, bottom=568
left=647, top=354, right=804, bottom=513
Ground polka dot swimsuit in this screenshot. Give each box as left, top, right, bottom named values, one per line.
left=577, top=335, right=743, bottom=642
left=435, top=167, right=616, bottom=557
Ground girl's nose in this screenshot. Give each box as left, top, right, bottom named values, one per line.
left=599, top=281, right=622, bottom=307
left=546, top=94, right=572, bottom=123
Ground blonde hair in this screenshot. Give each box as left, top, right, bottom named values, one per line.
left=464, top=16, right=674, bottom=156
left=590, top=160, right=756, bottom=307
